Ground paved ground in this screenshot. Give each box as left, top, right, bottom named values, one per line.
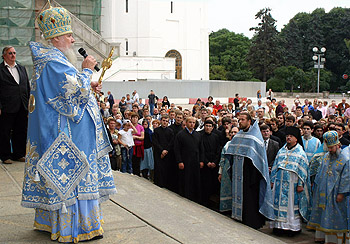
left=2, top=94, right=338, bottom=244
left=1, top=159, right=317, bottom=244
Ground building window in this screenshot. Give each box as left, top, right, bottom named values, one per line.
left=171, top=1, right=173, bottom=13
left=165, top=49, right=182, bottom=79
left=126, top=39, right=128, bottom=55
left=126, top=0, right=128, bottom=13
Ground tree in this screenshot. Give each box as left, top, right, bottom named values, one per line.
left=280, top=7, right=350, bottom=92
left=247, top=8, right=283, bottom=82
left=280, top=9, right=326, bottom=71
left=305, top=69, right=331, bottom=92
left=266, top=77, right=284, bottom=92
left=271, top=66, right=307, bottom=92
left=321, top=7, right=350, bottom=91
left=209, top=65, right=227, bottom=80
left=209, top=29, right=253, bottom=81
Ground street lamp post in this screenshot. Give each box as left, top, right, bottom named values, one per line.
left=312, top=47, right=326, bottom=94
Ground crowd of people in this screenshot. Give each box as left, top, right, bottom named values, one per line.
left=10, top=3, right=350, bottom=243
left=101, top=90, right=350, bottom=243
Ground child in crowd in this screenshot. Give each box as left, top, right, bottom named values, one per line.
left=118, top=120, right=138, bottom=174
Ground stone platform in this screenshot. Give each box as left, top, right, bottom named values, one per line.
left=1, top=161, right=313, bottom=243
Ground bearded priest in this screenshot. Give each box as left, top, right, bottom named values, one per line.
left=21, top=4, right=116, bottom=243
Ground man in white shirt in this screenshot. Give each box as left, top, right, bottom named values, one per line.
left=132, top=90, right=140, bottom=104
left=0, top=46, right=30, bottom=164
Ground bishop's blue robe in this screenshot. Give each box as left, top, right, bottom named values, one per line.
left=308, top=150, right=350, bottom=233
left=270, top=144, right=310, bottom=230
left=21, top=42, right=117, bottom=243
left=224, top=121, right=274, bottom=226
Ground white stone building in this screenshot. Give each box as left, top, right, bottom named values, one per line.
left=97, top=0, right=209, bottom=81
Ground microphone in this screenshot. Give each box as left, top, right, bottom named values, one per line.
left=78, top=48, right=100, bottom=72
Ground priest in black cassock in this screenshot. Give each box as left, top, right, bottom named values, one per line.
left=200, top=120, right=221, bottom=207
left=222, top=112, right=274, bottom=229
left=174, top=116, right=204, bottom=203
left=153, top=115, right=174, bottom=188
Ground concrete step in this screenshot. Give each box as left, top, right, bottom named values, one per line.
left=0, top=162, right=285, bottom=244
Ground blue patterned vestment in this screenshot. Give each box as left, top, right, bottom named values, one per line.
left=308, top=150, right=350, bottom=233
left=309, top=143, right=327, bottom=186
left=302, top=136, right=321, bottom=162
left=219, top=141, right=232, bottom=212
left=21, top=42, right=117, bottom=242
left=270, top=144, right=310, bottom=224
left=224, top=121, right=274, bottom=221
left=309, top=143, right=327, bottom=178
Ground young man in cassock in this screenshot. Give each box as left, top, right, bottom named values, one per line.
left=270, top=126, right=310, bottom=236
left=168, top=110, right=184, bottom=193
left=302, top=121, right=321, bottom=162
left=200, top=120, right=221, bottom=207
left=308, top=131, right=350, bottom=243
left=169, top=110, right=184, bottom=136
left=174, top=116, right=204, bottom=203
left=224, top=112, right=274, bottom=229
left=152, top=115, right=174, bottom=188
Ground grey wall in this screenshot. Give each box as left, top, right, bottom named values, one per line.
left=101, top=79, right=266, bottom=100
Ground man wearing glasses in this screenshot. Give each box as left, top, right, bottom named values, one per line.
left=335, top=123, right=350, bottom=147
left=0, top=46, right=29, bottom=164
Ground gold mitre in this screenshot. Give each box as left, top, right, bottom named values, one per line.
left=37, top=4, right=72, bottom=40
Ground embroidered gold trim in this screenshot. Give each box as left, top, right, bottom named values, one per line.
left=29, top=94, right=35, bottom=113
left=307, top=222, right=348, bottom=233
left=34, top=220, right=104, bottom=243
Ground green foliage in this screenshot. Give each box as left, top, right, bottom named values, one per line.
left=209, top=7, right=350, bottom=92
left=267, top=65, right=332, bottom=92
left=280, top=7, right=350, bottom=91
left=247, top=8, right=283, bottom=82
left=345, top=39, right=350, bottom=54
left=209, top=29, right=253, bottom=81
left=209, top=65, right=227, bottom=80
left=267, top=77, right=284, bottom=92
left=269, top=66, right=306, bottom=92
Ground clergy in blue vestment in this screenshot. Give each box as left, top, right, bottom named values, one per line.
left=302, top=121, right=321, bottom=162
left=21, top=5, right=116, bottom=243
left=270, top=126, right=310, bottom=236
left=224, top=112, right=274, bottom=229
left=307, top=131, right=350, bottom=244
left=218, top=141, right=232, bottom=212
left=218, top=126, right=239, bottom=212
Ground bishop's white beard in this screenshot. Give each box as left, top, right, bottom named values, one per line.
left=62, top=47, right=78, bottom=68
left=329, top=147, right=341, bottom=160
left=39, top=36, right=78, bottom=68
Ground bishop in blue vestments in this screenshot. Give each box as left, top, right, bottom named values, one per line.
left=308, top=131, right=350, bottom=244
left=21, top=5, right=116, bottom=243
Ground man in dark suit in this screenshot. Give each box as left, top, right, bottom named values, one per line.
left=260, top=124, right=279, bottom=172
left=107, top=90, right=114, bottom=113
left=0, top=46, right=30, bottom=164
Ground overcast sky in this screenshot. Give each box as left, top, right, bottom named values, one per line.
left=207, top=0, right=350, bottom=38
